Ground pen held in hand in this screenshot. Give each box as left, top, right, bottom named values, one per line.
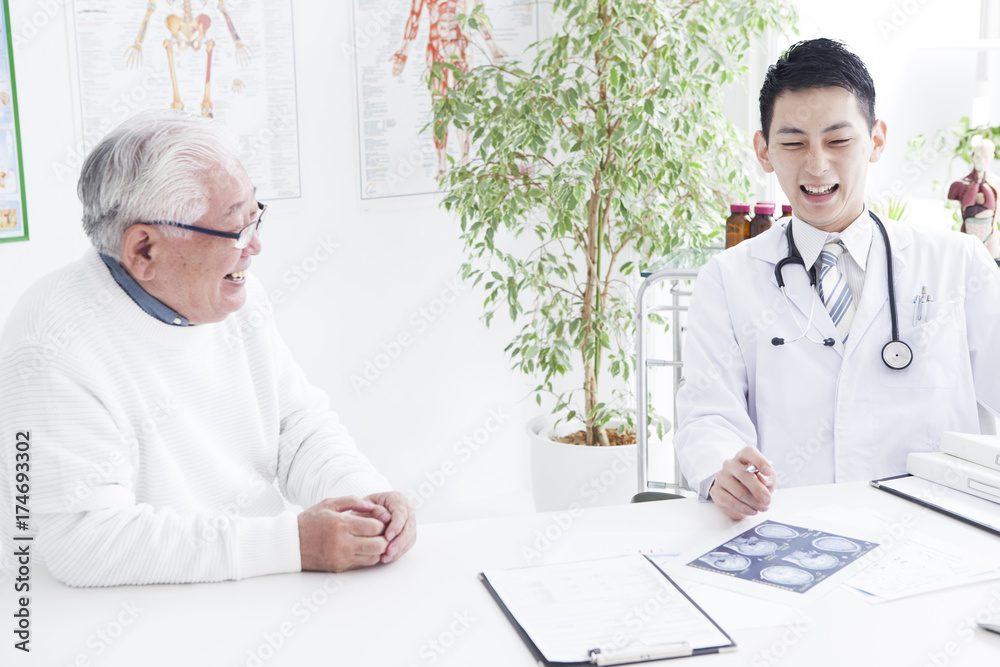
left=745, top=465, right=760, bottom=474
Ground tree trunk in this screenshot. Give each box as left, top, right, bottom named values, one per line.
left=583, top=189, right=610, bottom=446
left=581, top=0, right=612, bottom=447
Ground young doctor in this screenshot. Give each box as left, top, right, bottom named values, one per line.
left=673, top=38, right=1000, bottom=520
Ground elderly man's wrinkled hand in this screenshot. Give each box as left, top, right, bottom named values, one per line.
left=364, top=491, right=416, bottom=564
left=298, top=497, right=388, bottom=572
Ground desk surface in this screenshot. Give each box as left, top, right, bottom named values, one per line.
left=4, top=482, right=1000, bottom=667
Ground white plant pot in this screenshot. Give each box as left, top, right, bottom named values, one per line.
left=527, top=414, right=639, bottom=512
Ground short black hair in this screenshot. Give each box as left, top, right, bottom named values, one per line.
left=759, top=38, right=876, bottom=142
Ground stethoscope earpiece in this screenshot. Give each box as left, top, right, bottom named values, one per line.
left=773, top=212, right=912, bottom=370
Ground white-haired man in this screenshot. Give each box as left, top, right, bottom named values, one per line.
left=0, top=110, right=415, bottom=586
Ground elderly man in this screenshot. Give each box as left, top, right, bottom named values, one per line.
left=0, top=110, right=415, bottom=586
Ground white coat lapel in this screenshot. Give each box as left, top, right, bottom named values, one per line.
left=844, top=218, right=912, bottom=359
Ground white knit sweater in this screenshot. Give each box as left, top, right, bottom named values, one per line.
left=0, top=249, right=391, bottom=586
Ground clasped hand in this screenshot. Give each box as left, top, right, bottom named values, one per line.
left=298, top=492, right=416, bottom=572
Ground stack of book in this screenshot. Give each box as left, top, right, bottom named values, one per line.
left=907, top=432, right=1000, bottom=504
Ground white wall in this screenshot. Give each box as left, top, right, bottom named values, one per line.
left=0, top=1, right=993, bottom=522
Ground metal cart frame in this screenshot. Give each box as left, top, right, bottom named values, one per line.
left=635, top=246, right=722, bottom=497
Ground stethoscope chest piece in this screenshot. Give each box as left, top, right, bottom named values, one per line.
left=882, top=340, right=913, bottom=370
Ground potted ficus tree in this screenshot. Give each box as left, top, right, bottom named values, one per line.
left=430, top=0, right=796, bottom=509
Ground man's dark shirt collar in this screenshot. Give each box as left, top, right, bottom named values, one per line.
left=100, top=253, right=189, bottom=327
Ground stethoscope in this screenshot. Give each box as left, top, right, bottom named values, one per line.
left=771, top=210, right=913, bottom=370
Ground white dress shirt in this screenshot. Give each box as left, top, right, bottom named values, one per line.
left=790, top=206, right=873, bottom=304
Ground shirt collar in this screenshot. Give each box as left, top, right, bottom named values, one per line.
left=100, top=253, right=189, bottom=327
left=790, top=207, right=873, bottom=271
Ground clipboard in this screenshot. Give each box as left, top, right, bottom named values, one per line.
left=870, top=474, right=1000, bottom=537
left=479, top=555, right=735, bottom=666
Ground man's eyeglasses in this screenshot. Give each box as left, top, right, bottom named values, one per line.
left=142, top=202, right=266, bottom=250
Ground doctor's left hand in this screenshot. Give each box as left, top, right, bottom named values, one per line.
left=709, top=446, right=776, bottom=520
left=363, top=491, right=417, bottom=564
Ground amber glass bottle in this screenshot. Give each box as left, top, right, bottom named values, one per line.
left=777, top=204, right=792, bottom=223
left=749, top=203, right=775, bottom=238
left=725, top=204, right=752, bottom=248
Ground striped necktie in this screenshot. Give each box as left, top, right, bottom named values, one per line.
left=818, top=240, right=856, bottom=343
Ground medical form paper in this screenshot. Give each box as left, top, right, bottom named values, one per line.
left=846, top=532, right=1000, bottom=603
left=480, top=555, right=734, bottom=665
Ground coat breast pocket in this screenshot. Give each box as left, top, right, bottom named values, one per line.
left=877, top=299, right=963, bottom=389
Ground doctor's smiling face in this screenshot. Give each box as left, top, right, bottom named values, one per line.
left=753, top=86, right=886, bottom=234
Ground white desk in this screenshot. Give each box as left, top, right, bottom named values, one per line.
left=5, top=482, right=1000, bottom=667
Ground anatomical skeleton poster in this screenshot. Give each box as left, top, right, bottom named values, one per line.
left=66, top=0, right=300, bottom=199
left=351, top=0, right=540, bottom=200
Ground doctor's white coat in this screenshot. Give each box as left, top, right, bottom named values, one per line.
left=674, top=217, right=1000, bottom=498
